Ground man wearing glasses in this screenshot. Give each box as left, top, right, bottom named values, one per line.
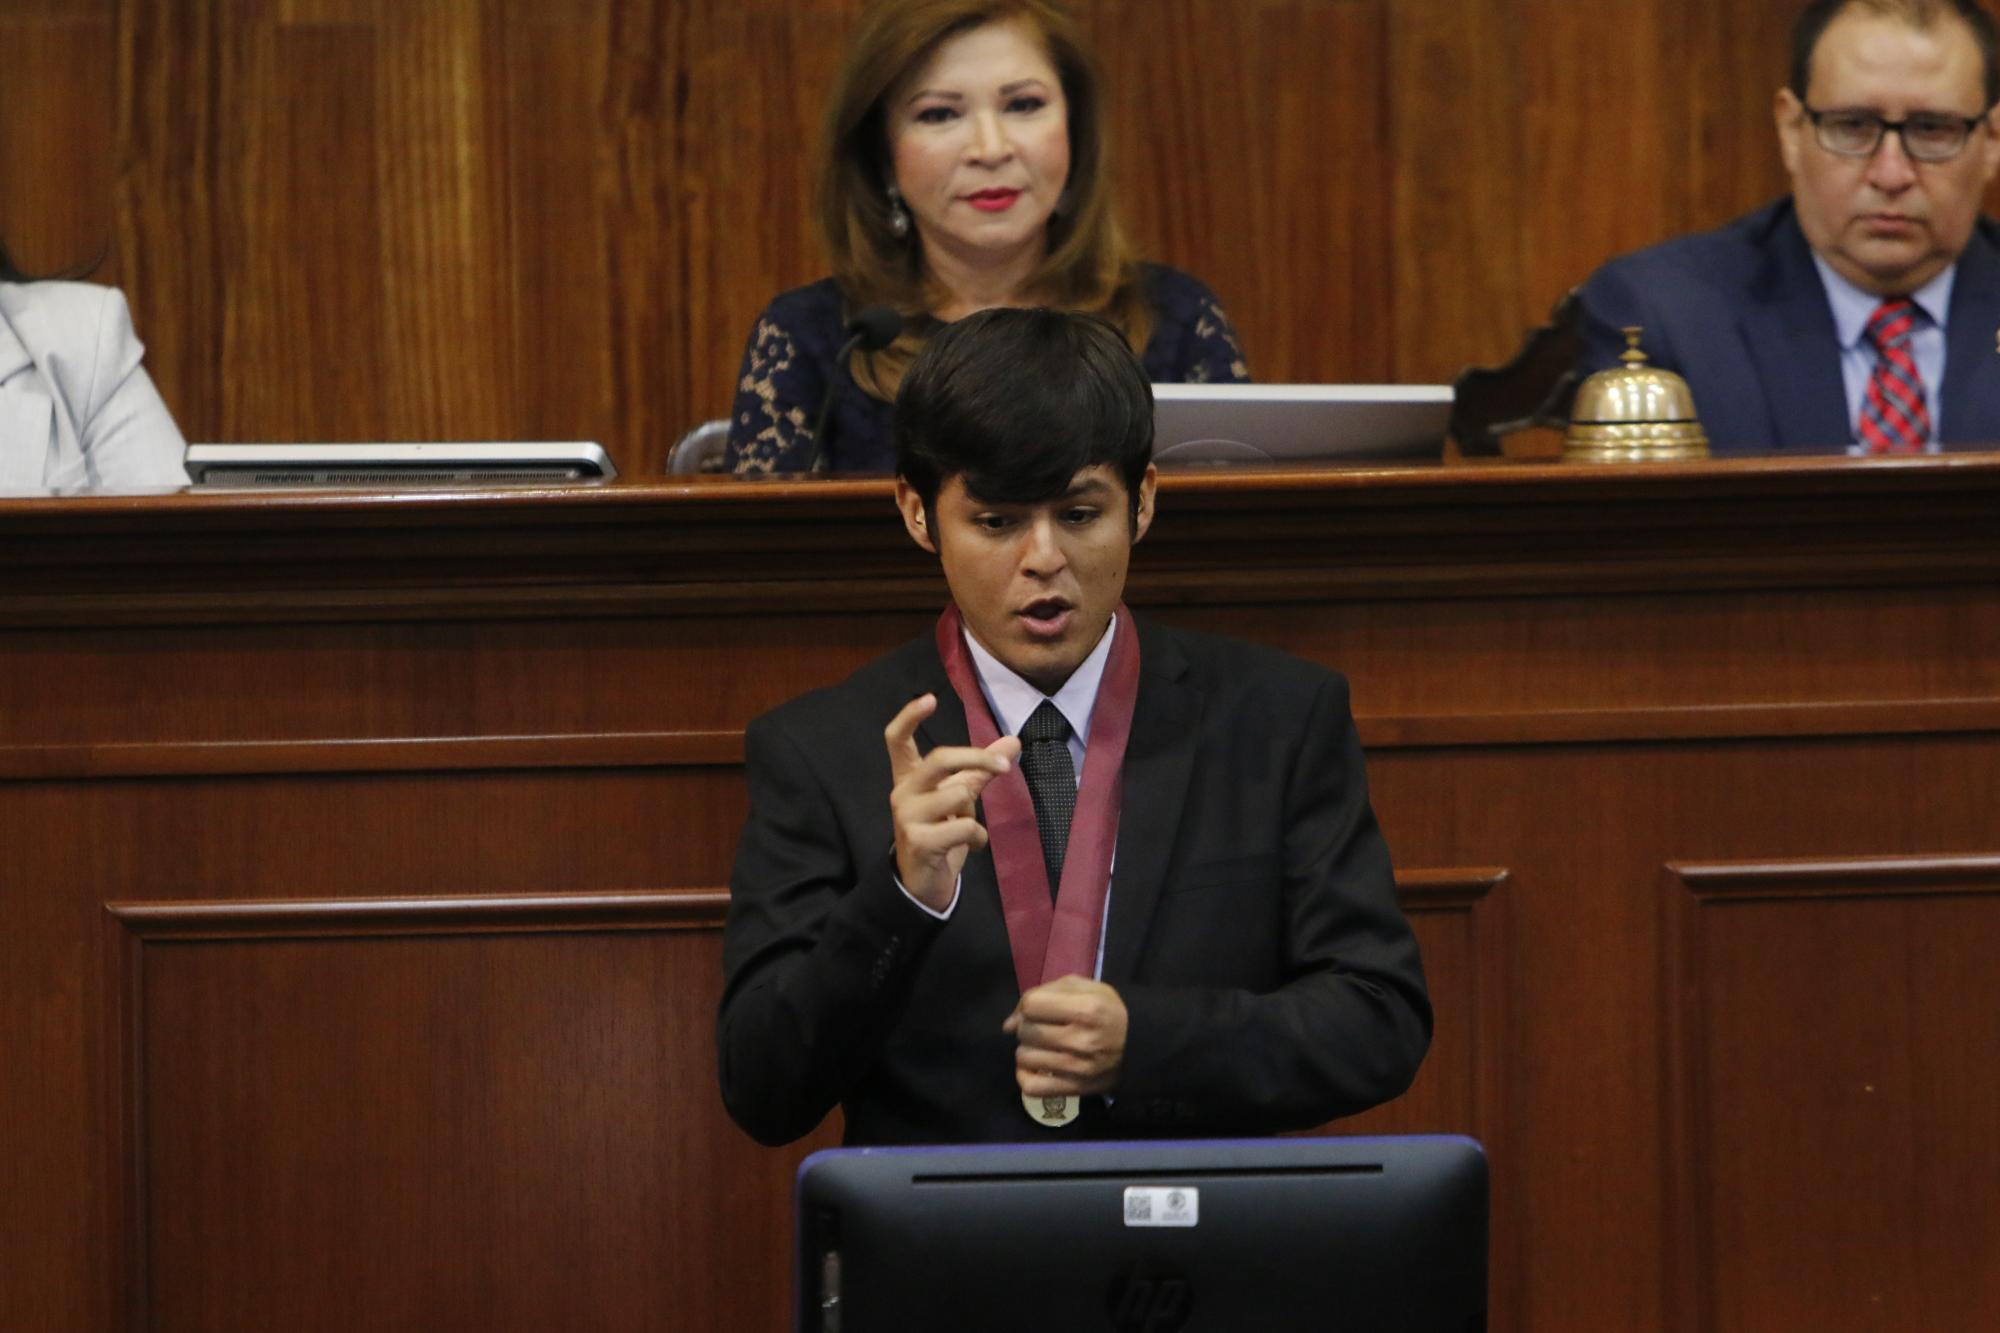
left=1576, top=0, right=2000, bottom=453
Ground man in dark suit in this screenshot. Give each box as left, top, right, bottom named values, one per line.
left=716, top=309, right=1429, bottom=1147
left=1578, top=0, right=2000, bottom=452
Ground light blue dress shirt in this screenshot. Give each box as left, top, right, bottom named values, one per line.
left=963, top=616, right=1112, bottom=782
left=903, top=615, right=1119, bottom=982
left=1812, top=254, right=1953, bottom=453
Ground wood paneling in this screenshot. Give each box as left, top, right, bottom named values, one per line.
left=1367, top=740, right=2000, bottom=1333
left=17, top=1, right=1991, bottom=475
left=1664, top=857, right=2000, bottom=1332
left=1671, top=0, right=1800, bottom=233
left=0, top=10, right=116, bottom=277
left=8, top=458, right=2000, bottom=1329
left=1387, top=0, right=1524, bottom=382
left=108, top=892, right=822, bottom=1333
left=1340, top=868, right=1508, bottom=1140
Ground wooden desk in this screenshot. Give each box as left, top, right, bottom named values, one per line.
left=5, top=457, right=1998, bottom=1331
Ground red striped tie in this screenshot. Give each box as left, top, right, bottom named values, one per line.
left=1858, top=298, right=1930, bottom=454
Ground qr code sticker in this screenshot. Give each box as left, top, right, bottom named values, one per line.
left=1123, top=1186, right=1199, bottom=1227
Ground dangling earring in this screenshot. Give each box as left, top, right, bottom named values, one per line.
left=886, top=186, right=912, bottom=240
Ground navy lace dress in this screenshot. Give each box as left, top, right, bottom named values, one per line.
left=724, top=264, right=1250, bottom=475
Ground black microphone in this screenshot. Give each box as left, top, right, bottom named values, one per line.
left=808, top=305, right=903, bottom=473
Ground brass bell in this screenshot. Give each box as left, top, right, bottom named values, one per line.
left=1564, top=328, right=1710, bottom=462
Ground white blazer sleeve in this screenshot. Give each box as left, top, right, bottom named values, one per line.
left=77, top=286, right=188, bottom=488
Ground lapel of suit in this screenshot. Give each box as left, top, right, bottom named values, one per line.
left=1099, top=620, right=1199, bottom=988
left=1738, top=206, right=1851, bottom=449
left=907, top=633, right=964, bottom=750
left=1941, top=223, right=2000, bottom=447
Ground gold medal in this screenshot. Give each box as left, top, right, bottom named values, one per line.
left=1023, top=1089, right=1079, bottom=1128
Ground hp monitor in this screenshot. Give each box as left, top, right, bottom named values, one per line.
left=795, top=1134, right=1487, bottom=1332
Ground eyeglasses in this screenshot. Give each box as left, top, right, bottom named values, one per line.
left=1803, top=104, right=1992, bottom=162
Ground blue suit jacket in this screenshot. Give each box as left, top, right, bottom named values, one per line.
left=1576, top=198, right=2000, bottom=452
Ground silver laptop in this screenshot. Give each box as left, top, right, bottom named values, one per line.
left=184, top=442, right=615, bottom=486
left=1152, top=384, right=1452, bottom=464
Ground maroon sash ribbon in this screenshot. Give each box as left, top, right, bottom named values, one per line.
left=934, top=604, right=1140, bottom=994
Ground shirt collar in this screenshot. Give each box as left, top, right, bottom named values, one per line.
left=962, top=612, right=1116, bottom=746
left=1813, top=252, right=1957, bottom=350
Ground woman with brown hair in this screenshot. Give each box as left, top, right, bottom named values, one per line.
left=725, top=0, right=1247, bottom=475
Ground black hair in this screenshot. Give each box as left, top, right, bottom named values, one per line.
left=1790, top=0, right=2000, bottom=108
left=0, top=236, right=102, bottom=285
left=0, top=240, right=35, bottom=284
left=894, top=307, right=1153, bottom=515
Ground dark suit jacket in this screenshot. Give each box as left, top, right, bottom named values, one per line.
left=1576, top=198, right=2000, bottom=452
left=715, top=616, right=1431, bottom=1147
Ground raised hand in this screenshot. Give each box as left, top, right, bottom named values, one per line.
left=884, top=693, right=1022, bottom=911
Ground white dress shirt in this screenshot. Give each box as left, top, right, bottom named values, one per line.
left=901, top=615, right=1119, bottom=970
left=961, top=614, right=1113, bottom=779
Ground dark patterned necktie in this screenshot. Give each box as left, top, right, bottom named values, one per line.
left=1018, top=701, right=1076, bottom=898
left=1859, top=298, right=1931, bottom=454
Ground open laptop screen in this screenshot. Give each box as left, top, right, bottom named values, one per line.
left=1152, top=384, right=1451, bottom=464
left=184, top=442, right=615, bottom=486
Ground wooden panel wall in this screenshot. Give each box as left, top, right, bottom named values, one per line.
left=0, top=0, right=1919, bottom=475
left=6, top=461, right=2000, bottom=1330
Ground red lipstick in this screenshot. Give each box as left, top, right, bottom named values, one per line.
left=967, top=189, right=1022, bottom=213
